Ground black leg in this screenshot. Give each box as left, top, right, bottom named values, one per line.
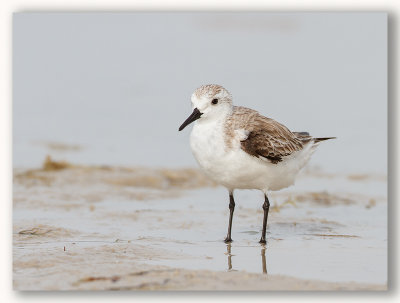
left=224, top=192, right=235, bottom=243
left=259, top=194, right=270, bottom=244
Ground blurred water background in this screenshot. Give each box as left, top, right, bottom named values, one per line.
left=13, top=13, right=387, bottom=174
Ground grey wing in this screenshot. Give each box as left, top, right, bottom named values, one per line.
left=293, top=131, right=313, bottom=144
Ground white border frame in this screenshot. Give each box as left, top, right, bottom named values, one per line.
left=1, top=1, right=397, bottom=302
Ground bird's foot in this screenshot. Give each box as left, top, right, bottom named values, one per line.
left=224, top=236, right=233, bottom=243
left=259, top=238, right=266, bottom=244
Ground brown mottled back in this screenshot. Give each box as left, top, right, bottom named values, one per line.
left=225, top=106, right=310, bottom=164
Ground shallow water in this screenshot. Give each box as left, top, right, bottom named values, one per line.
left=13, top=167, right=387, bottom=288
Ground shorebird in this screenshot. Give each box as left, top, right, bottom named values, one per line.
left=178, top=84, right=335, bottom=244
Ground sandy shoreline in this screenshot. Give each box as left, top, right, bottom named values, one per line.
left=13, top=230, right=385, bottom=291
left=13, top=158, right=387, bottom=291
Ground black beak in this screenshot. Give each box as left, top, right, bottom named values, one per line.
left=179, top=108, right=203, bottom=131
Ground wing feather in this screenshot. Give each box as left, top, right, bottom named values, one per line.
left=226, top=107, right=306, bottom=164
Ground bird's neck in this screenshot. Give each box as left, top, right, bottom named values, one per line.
left=198, top=107, right=232, bottom=128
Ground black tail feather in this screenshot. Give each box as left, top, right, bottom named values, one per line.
left=314, top=137, right=336, bottom=143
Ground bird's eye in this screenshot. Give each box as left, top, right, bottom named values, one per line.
left=211, top=98, right=218, bottom=105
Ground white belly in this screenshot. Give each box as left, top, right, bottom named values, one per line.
left=190, top=121, right=315, bottom=192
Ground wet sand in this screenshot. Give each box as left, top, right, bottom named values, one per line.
left=13, top=157, right=387, bottom=291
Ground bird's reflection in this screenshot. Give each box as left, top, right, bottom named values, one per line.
left=225, top=243, right=267, bottom=274
left=261, top=245, right=267, bottom=274
left=226, top=243, right=233, bottom=270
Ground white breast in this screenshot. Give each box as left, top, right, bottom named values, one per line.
left=189, top=118, right=267, bottom=190
left=190, top=119, right=227, bottom=173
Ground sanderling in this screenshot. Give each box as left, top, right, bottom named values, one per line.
left=179, top=84, right=335, bottom=244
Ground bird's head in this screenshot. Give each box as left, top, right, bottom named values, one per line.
left=179, top=84, right=233, bottom=131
